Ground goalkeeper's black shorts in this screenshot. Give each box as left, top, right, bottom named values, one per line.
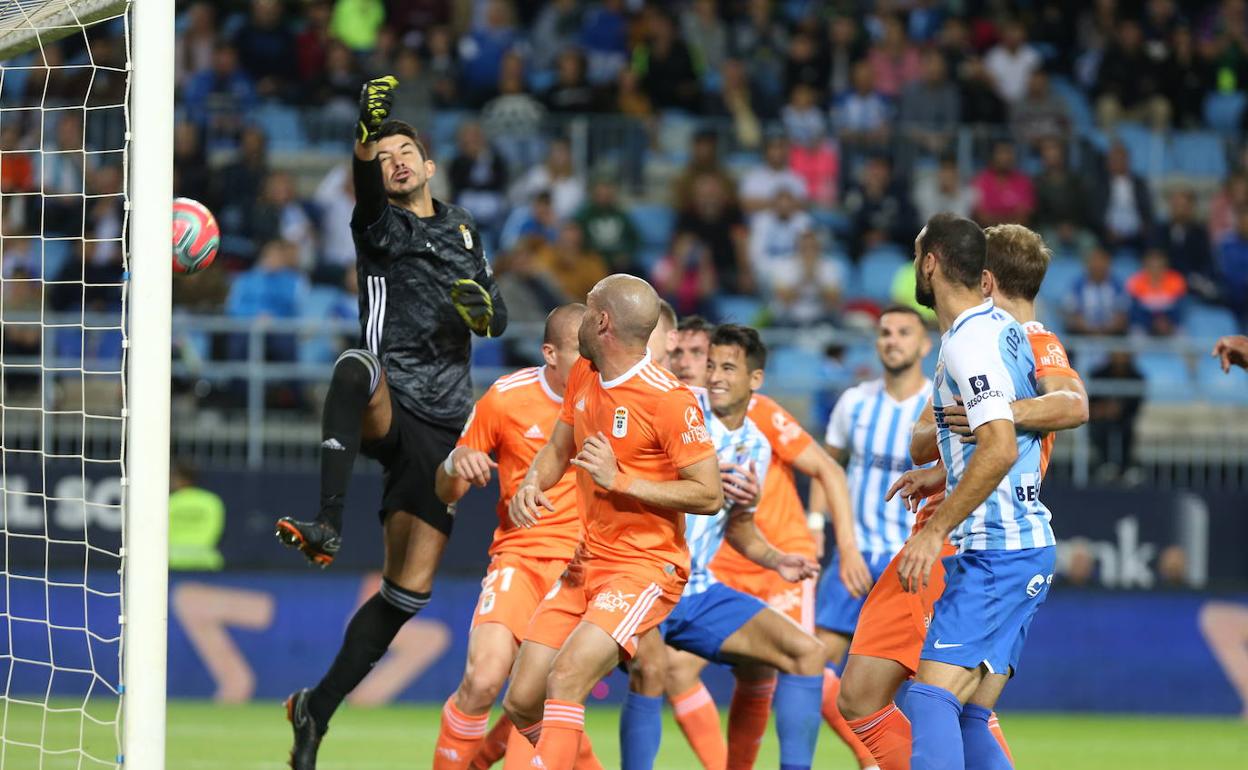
left=361, top=391, right=460, bottom=535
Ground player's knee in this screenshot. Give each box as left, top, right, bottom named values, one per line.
left=502, top=687, right=540, bottom=728
left=787, top=632, right=826, bottom=676
left=333, top=349, right=381, bottom=398
left=460, top=665, right=507, bottom=711
left=628, top=654, right=667, bottom=697
left=837, top=676, right=878, bottom=722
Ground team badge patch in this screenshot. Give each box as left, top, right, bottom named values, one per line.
left=613, top=406, right=629, bottom=438
left=460, top=224, right=474, bottom=250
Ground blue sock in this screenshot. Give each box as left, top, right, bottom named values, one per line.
left=960, top=703, right=1013, bottom=770
left=620, top=690, right=663, bottom=770
left=774, top=673, right=822, bottom=770
left=908, top=683, right=965, bottom=770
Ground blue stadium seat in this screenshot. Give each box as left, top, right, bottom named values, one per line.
left=715, top=294, right=763, bottom=324
left=42, top=239, right=73, bottom=280
left=1110, top=250, right=1139, bottom=283
left=631, top=204, right=675, bottom=249
left=527, top=69, right=556, bottom=93
left=431, top=111, right=465, bottom=153
left=1115, top=123, right=1164, bottom=178
left=1203, top=92, right=1247, bottom=133
left=1136, top=351, right=1190, bottom=402
left=1167, top=132, right=1227, bottom=179
left=812, top=209, right=850, bottom=237
left=656, top=111, right=698, bottom=164
left=857, top=246, right=908, bottom=303
left=1038, top=255, right=1083, bottom=306
left=636, top=245, right=666, bottom=273
left=766, top=345, right=825, bottom=390
left=1196, top=357, right=1248, bottom=404
left=249, top=104, right=306, bottom=151
left=1185, top=303, right=1238, bottom=340
left=1050, top=76, right=1094, bottom=133
left=498, top=205, right=532, bottom=252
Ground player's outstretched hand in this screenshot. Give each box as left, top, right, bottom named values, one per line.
left=570, top=432, right=620, bottom=491
left=448, top=446, right=497, bottom=487
left=838, top=547, right=873, bottom=598
left=775, top=552, right=820, bottom=583
left=509, top=483, right=554, bottom=529
left=450, top=279, right=496, bottom=337
left=1212, top=334, right=1248, bottom=373
left=886, top=466, right=947, bottom=513
left=357, top=75, right=398, bottom=144
left=721, top=461, right=761, bottom=508
left=896, top=526, right=943, bottom=594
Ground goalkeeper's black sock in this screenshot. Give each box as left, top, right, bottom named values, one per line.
left=306, top=580, right=429, bottom=729
left=318, top=349, right=381, bottom=533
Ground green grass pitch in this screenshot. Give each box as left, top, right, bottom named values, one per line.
left=2, top=700, right=1244, bottom=768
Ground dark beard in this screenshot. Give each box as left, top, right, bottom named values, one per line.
left=915, top=273, right=936, bottom=309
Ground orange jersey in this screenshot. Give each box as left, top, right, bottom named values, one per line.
left=912, top=324, right=1080, bottom=533
left=558, top=353, right=717, bottom=576
left=711, top=395, right=816, bottom=583
left=459, top=366, right=581, bottom=560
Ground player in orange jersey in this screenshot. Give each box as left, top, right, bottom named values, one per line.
left=501, top=275, right=724, bottom=770
left=430, top=304, right=596, bottom=770
left=837, top=224, right=1089, bottom=770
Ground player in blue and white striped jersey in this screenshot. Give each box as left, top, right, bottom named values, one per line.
left=897, top=213, right=1057, bottom=770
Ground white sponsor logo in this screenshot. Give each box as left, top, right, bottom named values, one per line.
left=684, top=406, right=702, bottom=429
left=933, top=640, right=963, bottom=649
left=575, top=397, right=586, bottom=412
left=767, top=586, right=802, bottom=613
left=1027, top=573, right=1052, bottom=598
left=680, top=405, right=709, bottom=444
left=460, top=224, right=474, bottom=250
left=591, top=589, right=636, bottom=613
left=525, top=424, right=546, bottom=440
left=321, top=438, right=345, bottom=451
left=612, top=407, right=629, bottom=438
left=437, top=748, right=461, bottom=760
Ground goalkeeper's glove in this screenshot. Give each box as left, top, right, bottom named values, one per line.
left=356, top=75, right=399, bottom=144
left=450, top=279, right=495, bottom=337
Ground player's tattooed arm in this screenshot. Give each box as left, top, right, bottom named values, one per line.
left=793, top=443, right=872, bottom=596
left=510, top=421, right=575, bottom=528
left=910, top=398, right=940, bottom=465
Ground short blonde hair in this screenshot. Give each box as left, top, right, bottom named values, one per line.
left=984, top=224, right=1052, bottom=301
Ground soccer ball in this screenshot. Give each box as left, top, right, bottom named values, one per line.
left=172, top=197, right=220, bottom=274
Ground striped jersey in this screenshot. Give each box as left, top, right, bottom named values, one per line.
left=934, top=299, right=1055, bottom=552
left=825, top=377, right=932, bottom=557
left=683, top=389, right=772, bottom=596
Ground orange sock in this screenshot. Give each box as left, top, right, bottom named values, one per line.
left=726, top=677, right=775, bottom=770
left=531, top=699, right=585, bottom=770
left=822, top=669, right=877, bottom=767
left=987, top=712, right=1014, bottom=765
left=500, top=721, right=538, bottom=770
left=847, top=702, right=911, bottom=770
left=470, top=714, right=514, bottom=769
left=434, top=697, right=492, bottom=770
left=574, top=731, right=605, bottom=770
left=671, top=683, right=727, bottom=770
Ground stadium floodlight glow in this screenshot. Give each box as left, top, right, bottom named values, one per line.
left=0, top=1, right=171, bottom=768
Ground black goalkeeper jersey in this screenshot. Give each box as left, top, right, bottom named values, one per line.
left=350, top=161, right=507, bottom=429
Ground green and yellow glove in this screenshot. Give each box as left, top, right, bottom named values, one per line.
left=450, top=279, right=495, bottom=337
left=356, top=75, right=399, bottom=144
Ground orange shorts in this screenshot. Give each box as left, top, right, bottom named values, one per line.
left=524, top=561, right=683, bottom=659
left=848, top=543, right=958, bottom=674
left=470, top=553, right=570, bottom=643
left=719, top=570, right=816, bottom=633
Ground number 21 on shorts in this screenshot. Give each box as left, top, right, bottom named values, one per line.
left=479, top=566, right=516, bottom=615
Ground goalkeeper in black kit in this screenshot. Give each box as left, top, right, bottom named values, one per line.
left=277, top=76, right=507, bottom=769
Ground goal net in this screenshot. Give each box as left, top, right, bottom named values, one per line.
left=1, top=1, right=169, bottom=768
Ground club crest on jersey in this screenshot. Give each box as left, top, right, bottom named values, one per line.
left=459, top=224, right=474, bottom=250
left=612, top=406, right=629, bottom=438
left=681, top=405, right=709, bottom=445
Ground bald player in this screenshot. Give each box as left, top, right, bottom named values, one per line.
left=431, top=304, right=599, bottom=769
left=502, top=276, right=723, bottom=770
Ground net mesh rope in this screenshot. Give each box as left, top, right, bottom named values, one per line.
left=0, top=1, right=131, bottom=767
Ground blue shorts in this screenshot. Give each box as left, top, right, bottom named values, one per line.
left=922, top=546, right=1056, bottom=676
left=661, top=582, right=767, bottom=662
left=815, top=550, right=893, bottom=635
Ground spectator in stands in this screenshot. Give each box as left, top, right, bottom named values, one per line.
left=1164, top=26, right=1214, bottom=129
left=425, top=25, right=461, bottom=108
left=510, top=137, right=585, bottom=221
left=233, top=0, right=297, bottom=99
left=482, top=51, right=547, bottom=170
left=295, top=0, right=331, bottom=84
left=543, top=48, right=602, bottom=113
left=1159, top=188, right=1218, bottom=301
left=681, top=0, right=728, bottom=81
left=530, top=0, right=582, bottom=72
left=515, top=192, right=561, bottom=244
left=1033, top=138, right=1091, bottom=245
left=984, top=19, right=1041, bottom=105
left=182, top=43, right=257, bottom=150
left=705, top=58, right=763, bottom=151
left=739, top=134, right=807, bottom=216
left=1088, top=350, right=1145, bottom=482
left=833, top=60, right=892, bottom=156
left=2, top=266, right=42, bottom=401
left=1209, top=172, right=1248, bottom=244
left=536, top=221, right=609, bottom=302
left=330, top=0, right=385, bottom=52
left=958, top=55, right=1008, bottom=125
left=1011, top=69, right=1071, bottom=149
left=672, top=129, right=736, bottom=215
left=173, top=122, right=212, bottom=208
left=391, top=48, right=434, bottom=121
left=728, top=0, right=790, bottom=115
left=784, top=29, right=830, bottom=100
left=495, top=236, right=569, bottom=344
left=769, top=229, right=845, bottom=327
left=935, top=16, right=972, bottom=79
left=245, top=171, right=317, bottom=271
left=310, top=41, right=361, bottom=122
left=633, top=6, right=700, bottom=112
left=168, top=461, right=225, bottom=572
left=972, top=140, right=1035, bottom=226
left=0, top=124, right=33, bottom=195
left=897, top=49, right=961, bottom=158
left=213, top=126, right=269, bottom=231
left=748, top=188, right=813, bottom=279
left=1064, top=245, right=1130, bottom=335
left=1095, top=141, right=1155, bottom=251
left=313, top=162, right=355, bottom=285
left=226, top=239, right=308, bottom=364
left=826, top=15, right=865, bottom=100
left=175, top=2, right=217, bottom=90
left=1127, top=248, right=1188, bottom=335
left=866, top=14, right=922, bottom=98
left=458, top=0, right=520, bottom=106
left=913, top=155, right=975, bottom=223
left=783, top=84, right=839, bottom=208
left=781, top=82, right=829, bottom=147
left=1095, top=19, right=1171, bottom=130
left=579, top=0, right=629, bottom=86
left=448, top=121, right=509, bottom=242
left=576, top=174, right=639, bottom=274
left=0, top=213, right=38, bottom=278
left=842, top=155, right=916, bottom=260
left=675, top=174, right=751, bottom=293
left=652, top=231, right=718, bottom=318
left=1217, top=207, right=1248, bottom=323
left=40, top=111, right=85, bottom=237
